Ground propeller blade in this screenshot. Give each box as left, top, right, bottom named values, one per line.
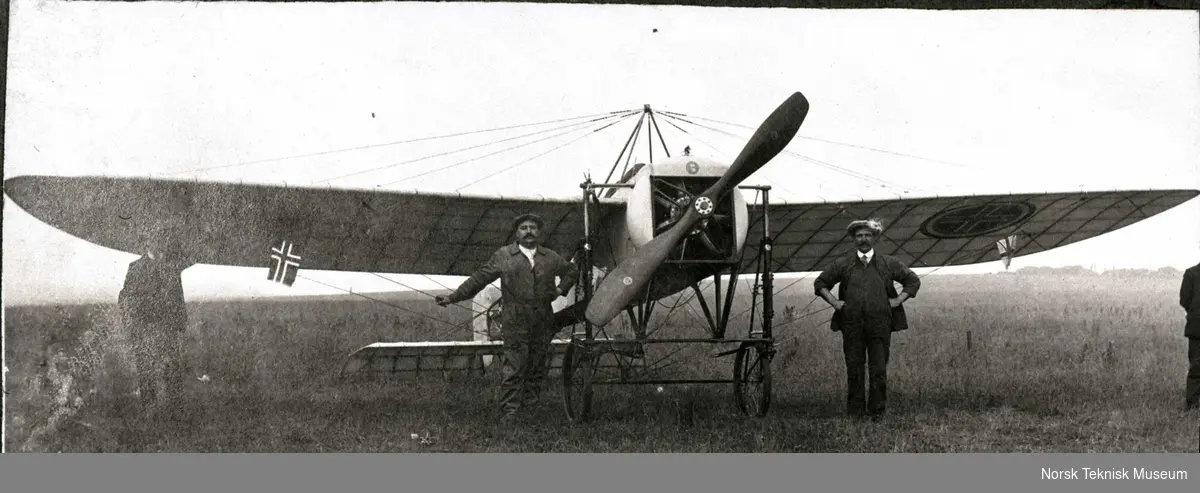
left=585, top=92, right=809, bottom=326
left=655, top=217, right=680, bottom=232
left=703, top=91, right=809, bottom=200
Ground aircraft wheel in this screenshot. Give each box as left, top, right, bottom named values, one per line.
left=562, top=341, right=596, bottom=423
left=733, top=342, right=772, bottom=417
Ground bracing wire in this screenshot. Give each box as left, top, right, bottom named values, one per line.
left=657, top=112, right=920, bottom=194
left=320, top=110, right=639, bottom=185
left=299, top=272, right=497, bottom=341
left=653, top=113, right=806, bottom=198
left=379, top=111, right=637, bottom=187
left=365, top=273, right=506, bottom=340
left=658, top=109, right=973, bottom=170
left=785, top=151, right=927, bottom=194
left=295, top=274, right=461, bottom=331
left=453, top=112, right=639, bottom=192
left=163, top=109, right=640, bottom=178
left=655, top=114, right=731, bottom=159
left=368, top=273, right=484, bottom=312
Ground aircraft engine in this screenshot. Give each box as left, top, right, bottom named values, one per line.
left=625, top=156, right=749, bottom=263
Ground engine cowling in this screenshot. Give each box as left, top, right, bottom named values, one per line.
left=625, top=156, right=749, bottom=263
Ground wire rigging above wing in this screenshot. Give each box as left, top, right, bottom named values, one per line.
left=454, top=112, right=640, bottom=192
left=326, top=110, right=640, bottom=186
left=375, top=111, right=638, bottom=187
left=162, top=109, right=641, bottom=179
left=659, top=108, right=973, bottom=170
left=656, top=112, right=919, bottom=195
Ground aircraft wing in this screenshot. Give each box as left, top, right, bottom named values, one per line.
left=2, top=175, right=624, bottom=276
left=740, top=189, right=1199, bottom=274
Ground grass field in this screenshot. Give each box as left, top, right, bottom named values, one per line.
left=4, top=268, right=1199, bottom=452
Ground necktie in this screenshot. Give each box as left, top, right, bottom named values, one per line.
left=860, top=254, right=868, bottom=265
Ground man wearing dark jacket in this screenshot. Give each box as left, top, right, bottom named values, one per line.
left=1181, top=262, right=1200, bottom=411
left=436, top=213, right=579, bottom=420
left=118, top=248, right=191, bottom=407
left=814, top=218, right=921, bottom=418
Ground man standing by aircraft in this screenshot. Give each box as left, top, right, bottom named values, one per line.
left=436, top=213, right=579, bottom=420
left=814, top=218, right=921, bottom=419
left=118, top=245, right=192, bottom=411
left=1180, top=261, right=1200, bottom=411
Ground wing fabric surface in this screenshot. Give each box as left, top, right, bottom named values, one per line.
left=3, top=175, right=622, bottom=277
left=741, top=189, right=1199, bottom=274
left=6, top=177, right=1196, bottom=277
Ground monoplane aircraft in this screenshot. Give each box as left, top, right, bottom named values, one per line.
left=5, top=92, right=1196, bottom=421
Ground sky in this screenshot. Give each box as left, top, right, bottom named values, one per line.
left=3, top=1, right=1199, bottom=305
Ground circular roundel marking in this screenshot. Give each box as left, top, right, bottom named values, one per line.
left=919, top=201, right=1037, bottom=239
left=693, top=196, right=715, bottom=216
left=622, top=276, right=634, bottom=286
left=685, top=161, right=700, bottom=174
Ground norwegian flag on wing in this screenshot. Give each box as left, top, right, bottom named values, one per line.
left=268, top=239, right=302, bottom=286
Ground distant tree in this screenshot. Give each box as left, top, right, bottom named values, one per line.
left=1099, top=267, right=1181, bottom=279
left=1154, top=266, right=1182, bottom=278
left=1101, top=268, right=1152, bottom=279
left=1016, top=266, right=1098, bottom=277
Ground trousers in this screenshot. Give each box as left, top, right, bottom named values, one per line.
left=127, top=320, right=185, bottom=404
left=1187, top=337, right=1200, bottom=409
left=841, top=322, right=891, bottom=416
left=497, top=301, right=556, bottom=413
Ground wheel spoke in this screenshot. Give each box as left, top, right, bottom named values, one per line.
left=563, top=342, right=595, bottom=422
left=733, top=344, right=772, bottom=417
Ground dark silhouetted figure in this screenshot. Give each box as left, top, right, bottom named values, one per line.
left=118, top=251, right=190, bottom=408
left=1181, top=262, right=1200, bottom=411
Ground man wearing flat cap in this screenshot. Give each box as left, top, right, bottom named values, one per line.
left=436, top=213, right=579, bottom=420
left=814, top=218, right=921, bottom=418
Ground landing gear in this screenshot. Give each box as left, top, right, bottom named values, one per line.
left=562, top=178, right=779, bottom=422
left=562, top=341, right=596, bottom=422
left=733, top=342, right=773, bottom=416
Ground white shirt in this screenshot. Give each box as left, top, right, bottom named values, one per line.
left=519, top=245, right=537, bottom=267
left=858, top=249, right=874, bottom=265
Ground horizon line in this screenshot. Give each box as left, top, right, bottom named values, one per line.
left=3, top=264, right=1190, bottom=308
